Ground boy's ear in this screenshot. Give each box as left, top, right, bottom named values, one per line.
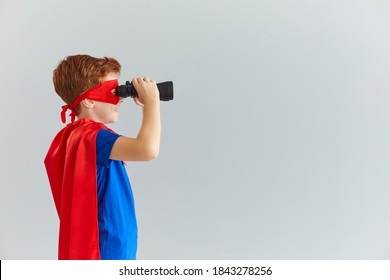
left=80, top=98, right=95, bottom=109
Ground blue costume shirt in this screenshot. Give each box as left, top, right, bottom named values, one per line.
left=96, top=129, right=138, bottom=260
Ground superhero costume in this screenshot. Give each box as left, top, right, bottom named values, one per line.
left=45, top=80, right=137, bottom=259
left=45, top=118, right=105, bottom=259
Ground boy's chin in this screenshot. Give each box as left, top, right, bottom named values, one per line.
left=108, top=116, right=119, bottom=124
left=104, top=120, right=117, bottom=125
left=100, top=113, right=119, bottom=124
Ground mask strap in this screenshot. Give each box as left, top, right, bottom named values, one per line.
left=61, top=105, right=77, bottom=123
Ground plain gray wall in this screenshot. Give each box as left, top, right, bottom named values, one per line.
left=1, top=0, right=390, bottom=259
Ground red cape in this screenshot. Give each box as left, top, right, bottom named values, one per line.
left=44, top=119, right=107, bottom=260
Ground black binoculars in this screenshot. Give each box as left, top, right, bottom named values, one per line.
left=115, top=81, right=174, bottom=101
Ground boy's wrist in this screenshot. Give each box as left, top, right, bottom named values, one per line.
left=143, top=99, right=160, bottom=107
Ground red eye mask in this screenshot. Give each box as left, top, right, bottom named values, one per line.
left=60, top=79, right=120, bottom=123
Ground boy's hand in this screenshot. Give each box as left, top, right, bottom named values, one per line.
left=131, top=76, right=159, bottom=107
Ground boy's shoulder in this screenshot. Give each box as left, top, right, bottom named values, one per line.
left=96, top=128, right=120, bottom=146
left=49, top=119, right=108, bottom=153
left=60, top=118, right=107, bottom=136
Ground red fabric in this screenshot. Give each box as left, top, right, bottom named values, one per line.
left=61, top=105, right=77, bottom=123
left=60, top=79, right=119, bottom=124
left=44, top=118, right=107, bottom=260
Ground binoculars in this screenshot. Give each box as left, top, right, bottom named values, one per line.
left=116, top=81, right=174, bottom=101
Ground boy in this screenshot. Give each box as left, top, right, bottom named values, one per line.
left=44, top=54, right=160, bottom=260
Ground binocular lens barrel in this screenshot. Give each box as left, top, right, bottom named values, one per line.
left=116, top=81, right=174, bottom=101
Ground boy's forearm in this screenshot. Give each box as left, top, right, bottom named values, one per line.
left=136, top=101, right=161, bottom=159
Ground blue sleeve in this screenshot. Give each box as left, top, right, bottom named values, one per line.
left=96, top=129, right=121, bottom=167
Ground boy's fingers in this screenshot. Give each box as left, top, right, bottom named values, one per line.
left=131, top=77, right=139, bottom=85
left=132, top=76, right=154, bottom=85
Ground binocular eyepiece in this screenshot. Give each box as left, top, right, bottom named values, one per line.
left=115, top=81, right=174, bottom=101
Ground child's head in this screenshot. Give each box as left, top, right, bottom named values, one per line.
left=53, top=54, right=121, bottom=114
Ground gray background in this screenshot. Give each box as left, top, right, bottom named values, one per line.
left=1, top=0, right=390, bottom=259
